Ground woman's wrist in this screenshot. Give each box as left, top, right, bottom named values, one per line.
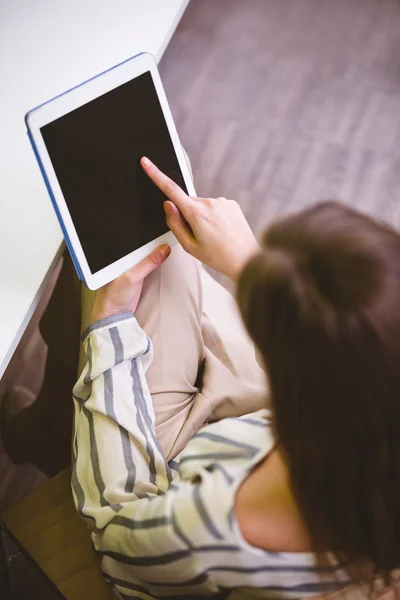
left=91, top=302, right=133, bottom=324
left=226, top=244, right=259, bottom=281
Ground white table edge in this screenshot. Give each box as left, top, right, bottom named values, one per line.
left=0, top=0, right=190, bottom=379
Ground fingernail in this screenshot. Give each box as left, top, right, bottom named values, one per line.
left=141, top=156, right=151, bottom=167
left=164, top=201, right=170, bottom=213
left=159, top=245, right=170, bottom=257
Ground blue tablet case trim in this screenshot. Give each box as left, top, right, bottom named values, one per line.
left=25, top=51, right=147, bottom=287
left=27, top=129, right=86, bottom=284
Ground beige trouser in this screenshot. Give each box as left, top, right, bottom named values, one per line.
left=80, top=246, right=268, bottom=461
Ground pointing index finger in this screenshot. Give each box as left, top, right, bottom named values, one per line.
left=141, top=157, right=191, bottom=215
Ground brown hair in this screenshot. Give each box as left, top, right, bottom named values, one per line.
left=237, top=201, right=400, bottom=584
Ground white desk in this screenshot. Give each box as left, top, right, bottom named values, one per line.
left=0, top=0, right=189, bottom=377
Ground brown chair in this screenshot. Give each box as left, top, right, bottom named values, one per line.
left=0, top=469, right=113, bottom=600
left=1, top=469, right=400, bottom=600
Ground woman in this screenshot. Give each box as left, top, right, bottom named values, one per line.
left=72, top=157, right=400, bottom=599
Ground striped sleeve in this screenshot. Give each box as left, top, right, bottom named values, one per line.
left=71, top=313, right=230, bottom=598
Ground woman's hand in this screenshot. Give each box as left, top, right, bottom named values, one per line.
left=141, top=157, right=258, bottom=281
left=91, top=245, right=171, bottom=322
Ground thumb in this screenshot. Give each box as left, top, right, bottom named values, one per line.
left=129, top=244, right=171, bottom=281
left=164, top=201, right=195, bottom=251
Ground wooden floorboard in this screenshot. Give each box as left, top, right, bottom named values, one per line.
left=160, top=0, right=400, bottom=234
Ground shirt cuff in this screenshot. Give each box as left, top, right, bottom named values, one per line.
left=81, top=312, right=134, bottom=343
left=81, top=313, right=152, bottom=381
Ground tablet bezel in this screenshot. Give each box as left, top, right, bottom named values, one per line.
left=26, top=52, right=195, bottom=290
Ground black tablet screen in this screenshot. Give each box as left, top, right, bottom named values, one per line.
left=41, top=71, right=187, bottom=274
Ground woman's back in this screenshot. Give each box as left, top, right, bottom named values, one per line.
left=237, top=201, right=400, bottom=589
left=173, top=409, right=352, bottom=597
left=235, top=445, right=313, bottom=553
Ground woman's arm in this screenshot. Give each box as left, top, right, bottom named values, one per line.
left=72, top=247, right=232, bottom=598
left=72, top=314, right=170, bottom=508
left=73, top=314, right=231, bottom=598
left=70, top=171, right=261, bottom=596
left=141, top=156, right=259, bottom=281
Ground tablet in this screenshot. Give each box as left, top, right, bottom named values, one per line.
left=26, top=52, right=195, bottom=290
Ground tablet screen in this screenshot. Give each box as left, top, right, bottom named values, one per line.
left=41, top=71, right=187, bottom=274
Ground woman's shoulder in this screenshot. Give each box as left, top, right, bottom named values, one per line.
left=234, top=446, right=314, bottom=553
left=176, top=408, right=313, bottom=554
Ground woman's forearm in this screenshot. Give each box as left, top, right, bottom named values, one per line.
left=72, top=313, right=172, bottom=518
left=71, top=314, right=222, bottom=598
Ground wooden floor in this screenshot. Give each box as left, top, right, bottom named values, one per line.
left=160, top=0, right=400, bottom=234
left=2, top=0, right=400, bottom=594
